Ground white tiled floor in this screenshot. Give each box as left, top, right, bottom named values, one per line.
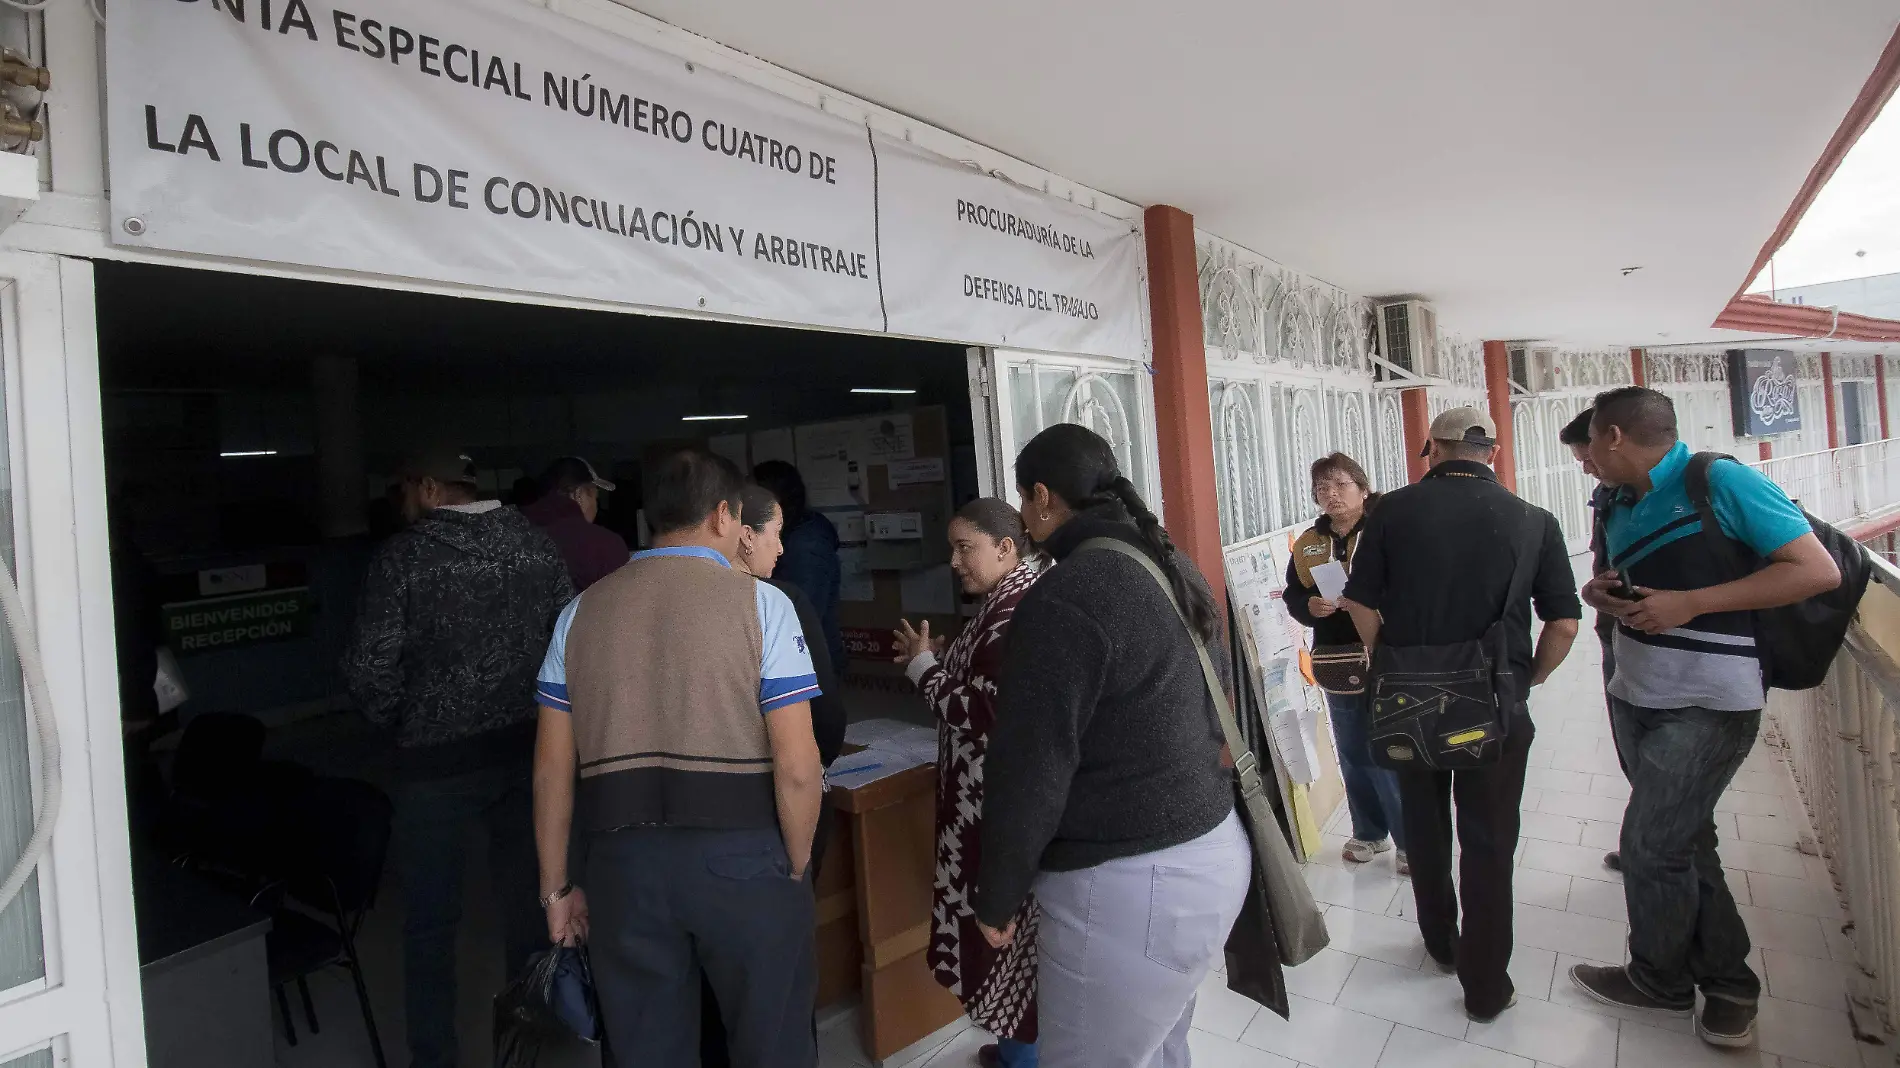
left=815, top=624, right=1883, bottom=1068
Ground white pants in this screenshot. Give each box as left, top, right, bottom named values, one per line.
left=1032, top=810, right=1252, bottom=1068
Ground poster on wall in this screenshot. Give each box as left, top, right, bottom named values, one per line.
left=104, top=0, right=1149, bottom=361
left=874, top=133, right=1148, bottom=363
left=1727, top=349, right=1803, bottom=437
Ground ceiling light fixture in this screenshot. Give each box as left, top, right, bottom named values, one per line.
left=681, top=414, right=748, bottom=422
left=220, top=450, right=278, bottom=457
left=851, top=387, right=917, bottom=395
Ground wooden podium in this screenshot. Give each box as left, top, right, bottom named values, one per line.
left=814, top=760, right=963, bottom=1061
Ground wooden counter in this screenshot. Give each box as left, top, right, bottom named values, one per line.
left=816, top=760, right=964, bottom=1062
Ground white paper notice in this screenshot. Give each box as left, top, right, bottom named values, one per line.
left=838, top=546, right=875, bottom=602
left=887, top=457, right=946, bottom=488
left=864, top=414, right=916, bottom=463
left=1309, top=561, right=1348, bottom=603
left=833, top=510, right=867, bottom=544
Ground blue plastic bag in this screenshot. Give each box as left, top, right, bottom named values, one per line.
left=494, top=946, right=603, bottom=1067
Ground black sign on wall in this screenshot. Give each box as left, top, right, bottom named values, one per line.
left=1728, top=349, right=1803, bottom=438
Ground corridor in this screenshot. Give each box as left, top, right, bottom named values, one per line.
left=817, top=632, right=1876, bottom=1068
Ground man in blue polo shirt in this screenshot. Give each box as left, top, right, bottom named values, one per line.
left=530, top=447, right=824, bottom=1066
left=1567, top=387, right=1840, bottom=1050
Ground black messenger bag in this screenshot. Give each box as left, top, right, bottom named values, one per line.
left=1367, top=503, right=1541, bottom=771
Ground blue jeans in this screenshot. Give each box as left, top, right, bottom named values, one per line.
left=1326, top=690, right=1406, bottom=850
left=997, top=1037, right=1039, bottom=1067
left=1611, top=698, right=1762, bottom=1006
left=394, top=763, right=545, bottom=1068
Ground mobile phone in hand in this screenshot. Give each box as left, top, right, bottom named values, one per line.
left=1611, top=569, right=1644, bottom=601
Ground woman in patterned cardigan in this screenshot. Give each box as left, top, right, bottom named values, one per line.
left=895, top=499, right=1044, bottom=1068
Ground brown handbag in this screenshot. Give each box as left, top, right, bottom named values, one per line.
left=1309, top=643, right=1370, bottom=695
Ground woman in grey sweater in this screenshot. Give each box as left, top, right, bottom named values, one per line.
left=975, top=424, right=1252, bottom=1068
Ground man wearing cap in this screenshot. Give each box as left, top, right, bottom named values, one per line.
left=1340, top=407, right=1581, bottom=1023
left=524, top=456, right=631, bottom=592
left=341, top=445, right=574, bottom=1068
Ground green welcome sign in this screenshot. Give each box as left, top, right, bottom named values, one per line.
left=162, top=586, right=313, bottom=654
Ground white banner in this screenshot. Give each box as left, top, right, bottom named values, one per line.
left=873, top=134, right=1148, bottom=362
left=106, top=0, right=884, bottom=331
left=103, top=0, right=1149, bottom=359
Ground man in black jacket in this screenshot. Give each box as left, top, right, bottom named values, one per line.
left=341, top=445, right=573, bottom=1068
left=1342, top=407, right=1580, bottom=1024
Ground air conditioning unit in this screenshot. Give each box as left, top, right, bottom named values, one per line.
left=1375, top=299, right=1439, bottom=379
left=1506, top=344, right=1558, bottom=393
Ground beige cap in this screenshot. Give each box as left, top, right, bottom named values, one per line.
left=1421, top=405, right=1497, bottom=456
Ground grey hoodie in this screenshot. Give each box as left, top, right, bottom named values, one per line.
left=341, top=504, right=573, bottom=778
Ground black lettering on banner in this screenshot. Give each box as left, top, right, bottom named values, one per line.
left=359, top=18, right=385, bottom=59
left=376, top=155, right=398, bottom=195
left=513, top=62, right=531, bottom=101
left=510, top=181, right=539, bottom=219
left=418, top=35, right=442, bottom=77
left=332, top=9, right=358, bottom=51
left=239, top=123, right=267, bottom=168
left=447, top=169, right=468, bottom=208
left=443, top=43, right=468, bottom=82
left=543, top=188, right=570, bottom=225
left=415, top=163, right=443, bottom=202
left=387, top=25, right=413, bottom=64
left=314, top=139, right=344, bottom=180
left=482, top=55, right=509, bottom=93
left=268, top=128, right=308, bottom=172
left=177, top=113, right=219, bottom=160
left=277, top=0, right=316, bottom=40
left=483, top=176, right=508, bottom=214
left=344, top=149, right=376, bottom=188
left=954, top=198, right=1096, bottom=260
left=143, top=105, right=175, bottom=152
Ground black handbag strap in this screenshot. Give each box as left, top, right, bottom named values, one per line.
left=1075, top=538, right=1272, bottom=809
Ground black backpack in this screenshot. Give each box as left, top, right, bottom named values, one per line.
left=1683, top=452, right=1874, bottom=691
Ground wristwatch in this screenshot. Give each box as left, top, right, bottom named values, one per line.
left=539, top=883, right=574, bottom=909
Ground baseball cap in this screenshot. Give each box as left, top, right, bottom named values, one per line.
left=1421, top=406, right=1497, bottom=457
left=543, top=456, right=616, bottom=493
left=401, top=445, right=479, bottom=487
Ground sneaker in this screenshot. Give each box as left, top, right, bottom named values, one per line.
left=1603, top=851, right=1622, bottom=873
left=1396, top=850, right=1411, bottom=876
left=1696, top=998, right=1758, bottom=1048
left=1343, top=838, right=1393, bottom=864
left=1568, top=964, right=1694, bottom=1015
left=1466, top=991, right=1517, bottom=1023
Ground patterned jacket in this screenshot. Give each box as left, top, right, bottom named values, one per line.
left=341, top=504, right=573, bottom=773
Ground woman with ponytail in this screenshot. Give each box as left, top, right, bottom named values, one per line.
left=974, top=424, right=1252, bottom=1068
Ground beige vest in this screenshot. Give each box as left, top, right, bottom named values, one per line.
left=564, top=553, right=775, bottom=831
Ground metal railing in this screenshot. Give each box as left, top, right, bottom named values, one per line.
left=1765, top=554, right=1900, bottom=1046
left=1750, top=439, right=1900, bottom=528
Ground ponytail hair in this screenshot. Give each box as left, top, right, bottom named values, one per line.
left=1014, top=423, right=1219, bottom=643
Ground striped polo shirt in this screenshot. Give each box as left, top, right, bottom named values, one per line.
left=1602, top=442, right=1811, bottom=712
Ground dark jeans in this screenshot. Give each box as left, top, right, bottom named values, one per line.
left=1611, top=697, right=1762, bottom=1006
left=393, top=763, right=544, bottom=1068
left=591, top=826, right=817, bottom=1068
left=1398, top=707, right=1534, bottom=1019
left=1326, top=690, right=1406, bottom=850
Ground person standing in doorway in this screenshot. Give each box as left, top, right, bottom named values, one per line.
left=524, top=456, right=631, bottom=593
left=532, top=448, right=824, bottom=1067
left=1569, top=387, right=1841, bottom=1049
left=894, top=499, right=1043, bottom=1068
left=1284, top=453, right=1405, bottom=875
left=1340, top=408, right=1581, bottom=1023
left=753, top=460, right=845, bottom=673
left=340, top=445, right=573, bottom=1068
left=1559, top=407, right=1628, bottom=875
left=977, top=424, right=1251, bottom=1068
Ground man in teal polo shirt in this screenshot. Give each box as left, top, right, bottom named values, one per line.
left=1567, top=387, right=1840, bottom=1050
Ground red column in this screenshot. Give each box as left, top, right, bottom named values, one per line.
left=1759, top=441, right=1773, bottom=461
left=1481, top=341, right=1517, bottom=492
left=1878, top=354, right=1892, bottom=439
left=1401, top=387, right=1431, bottom=483
left=1143, top=204, right=1226, bottom=614
left=1630, top=348, right=1646, bottom=387
left=1821, top=351, right=1840, bottom=449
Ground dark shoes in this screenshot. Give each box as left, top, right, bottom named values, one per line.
left=1568, top=964, right=1694, bottom=1015
left=978, top=1045, right=1001, bottom=1068
left=1465, top=990, right=1517, bottom=1023
left=1697, top=998, right=1758, bottom=1048
left=1603, top=851, right=1622, bottom=873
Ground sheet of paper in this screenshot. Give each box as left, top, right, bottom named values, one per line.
left=887, top=457, right=945, bottom=488
left=863, top=413, right=915, bottom=462
left=828, top=719, right=937, bottom=789
left=826, top=760, right=908, bottom=790
left=900, top=565, right=957, bottom=615
left=1308, top=560, right=1348, bottom=603
left=838, top=546, right=875, bottom=602
left=832, top=509, right=867, bottom=544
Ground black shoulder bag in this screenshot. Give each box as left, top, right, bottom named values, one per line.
left=1367, top=503, right=1543, bottom=771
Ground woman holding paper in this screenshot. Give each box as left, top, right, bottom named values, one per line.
left=894, top=498, right=1043, bottom=1068
left=1284, top=452, right=1406, bottom=875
